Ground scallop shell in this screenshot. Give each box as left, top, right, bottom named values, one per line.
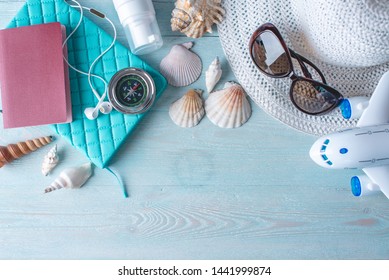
left=169, top=89, right=205, bottom=127
left=44, top=163, right=93, bottom=193
left=0, top=136, right=53, bottom=168
left=205, top=82, right=252, bottom=128
left=41, top=145, right=59, bottom=176
left=160, top=42, right=202, bottom=87
left=205, top=56, right=222, bottom=93
left=171, top=0, right=225, bottom=38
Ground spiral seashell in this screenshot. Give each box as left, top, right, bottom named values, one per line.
left=171, top=0, right=225, bottom=38
left=205, top=56, right=222, bottom=93
left=44, top=163, right=93, bottom=193
left=205, top=82, right=252, bottom=128
left=169, top=89, right=205, bottom=128
left=41, top=145, right=59, bottom=176
left=0, top=136, right=53, bottom=168
left=159, top=42, right=202, bottom=87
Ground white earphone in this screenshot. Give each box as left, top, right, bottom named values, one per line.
left=63, top=0, right=117, bottom=120
left=84, top=100, right=113, bottom=120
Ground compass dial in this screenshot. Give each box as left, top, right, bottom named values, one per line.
left=116, top=75, right=147, bottom=107
left=108, top=68, right=156, bottom=114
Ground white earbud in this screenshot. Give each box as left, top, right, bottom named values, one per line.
left=84, top=100, right=113, bottom=120
left=98, top=101, right=113, bottom=114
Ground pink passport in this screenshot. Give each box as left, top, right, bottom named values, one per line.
left=0, top=22, right=72, bottom=129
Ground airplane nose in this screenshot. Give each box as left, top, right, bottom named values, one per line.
left=309, top=139, right=328, bottom=168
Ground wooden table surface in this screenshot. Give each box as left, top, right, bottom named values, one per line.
left=1, top=0, right=389, bottom=260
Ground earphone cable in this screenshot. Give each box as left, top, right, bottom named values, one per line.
left=62, top=0, right=116, bottom=102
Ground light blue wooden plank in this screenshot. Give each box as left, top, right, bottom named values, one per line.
left=0, top=0, right=389, bottom=260
left=0, top=1, right=25, bottom=28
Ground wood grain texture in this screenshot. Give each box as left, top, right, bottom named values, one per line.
left=1, top=0, right=389, bottom=260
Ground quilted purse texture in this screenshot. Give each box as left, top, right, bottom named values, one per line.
left=7, top=0, right=167, bottom=168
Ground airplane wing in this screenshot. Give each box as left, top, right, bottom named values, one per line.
left=357, top=71, right=389, bottom=127
left=363, top=166, right=389, bottom=198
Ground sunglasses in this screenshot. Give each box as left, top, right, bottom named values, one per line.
left=249, top=23, right=343, bottom=115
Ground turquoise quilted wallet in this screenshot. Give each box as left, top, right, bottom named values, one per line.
left=7, top=0, right=167, bottom=169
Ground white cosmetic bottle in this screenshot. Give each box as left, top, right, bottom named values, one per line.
left=112, top=0, right=163, bottom=55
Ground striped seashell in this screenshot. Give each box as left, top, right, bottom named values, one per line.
left=159, top=42, right=202, bottom=87
left=169, top=89, right=205, bottom=127
left=0, top=136, right=53, bottom=168
left=205, top=82, right=252, bottom=128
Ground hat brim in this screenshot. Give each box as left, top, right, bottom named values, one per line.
left=218, top=0, right=389, bottom=135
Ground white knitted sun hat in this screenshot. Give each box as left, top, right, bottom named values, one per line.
left=218, top=0, right=389, bottom=135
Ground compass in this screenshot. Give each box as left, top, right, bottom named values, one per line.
left=108, top=68, right=156, bottom=114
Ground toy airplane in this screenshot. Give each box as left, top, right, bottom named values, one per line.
left=310, top=71, right=389, bottom=198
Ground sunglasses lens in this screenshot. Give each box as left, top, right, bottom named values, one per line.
left=291, top=80, right=340, bottom=114
left=251, top=31, right=290, bottom=76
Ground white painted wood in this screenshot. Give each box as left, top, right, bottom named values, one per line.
left=1, top=0, right=389, bottom=260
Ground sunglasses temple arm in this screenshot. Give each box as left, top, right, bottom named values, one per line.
left=289, top=49, right=327, bottom=84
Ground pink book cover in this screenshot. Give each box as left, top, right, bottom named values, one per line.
left=0, top=22, right=72, bottom=129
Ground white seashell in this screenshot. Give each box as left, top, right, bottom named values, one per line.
left=169, top=89, right=205, bottom=127
left=44, top=163, right=93, bottom=193
left=205, top=56, right=222, bottom=93
left=171, top=0, right=225, bottom=38
left=205, top=82, right=252, bottom=128
left=159, top=42, right=202, bottom=87
left=41, top=145, right=59, bottom=176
